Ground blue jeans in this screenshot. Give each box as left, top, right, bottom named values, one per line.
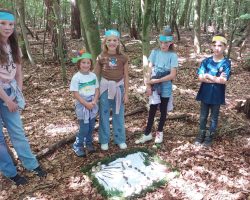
left=199, top=101, right=220, bottom=133
left=0, top=89, right=39, bottom=177
left=73, top=118, right=95, bottom=150
left=98, top=86, right=126, bottom=145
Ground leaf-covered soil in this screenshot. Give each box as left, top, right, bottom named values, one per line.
left=0, top=30, right=250, bottom=200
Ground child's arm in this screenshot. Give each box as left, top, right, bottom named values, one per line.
left=145, top=62, right=153, bottom=96
left=92, top=88, right=99, bottom=105
left=73, top=91, right=94, bottom=110
left=0, top=87, right=18, bottom=112
left=147, top=67, right=177, bottom=84
left=124, top=61, right=129, bottom=104
left=15, top=64, right=23, bottom=90
left=93, top=58, right=101, bottom=80
left=201, top=73, right=227, bottom=84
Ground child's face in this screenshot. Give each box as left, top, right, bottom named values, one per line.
left=160, top=41, right=172, bottom=52
left=0, top=20, right=14, bottom=39
left=79, top=58, right=91, bottom=73
left=212, top=41, right=226, bottom=57
left=106, top=36, right=119, bottom=51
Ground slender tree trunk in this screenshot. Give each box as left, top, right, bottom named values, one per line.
left=95, top=0, right=110, bottom=28
left=185, top=0, right=193, bottom=29
left=203, top=0, right=209, bottom=32
left=130, top=0, right=139, bottom=39
left=107, top=0, right=112, bottom=26
left=141, top=0, right=153, bottom=85
left=52, top=0, right=67, bottom=85
left=70, top=0, right=81, bottom=39
left=16, top=0, right=36, bottom=67
left=179, top=0, right=191, bottom=26
left=159, top=0, right=166, bottom=29
left=193, top=0, right=202, bottom=54
left=77, top=0, right=101, bottom=60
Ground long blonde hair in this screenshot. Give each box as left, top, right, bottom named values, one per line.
left=101, top=37, right=122, bottom=55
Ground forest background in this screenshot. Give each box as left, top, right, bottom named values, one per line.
left=0, top=0, right=249, bottom=199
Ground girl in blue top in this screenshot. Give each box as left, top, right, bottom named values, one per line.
left=195, top=35, right=231, bottom=147
left=135, top=28, right=178, bottom=144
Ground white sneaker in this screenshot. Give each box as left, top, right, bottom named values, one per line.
left=118, top=143, right=127, bottom=149
left=155, top=132, right=163, bottom=143
left=135, top=133, right=153, bottom=144
left=101, top=143, right=109, bottom=151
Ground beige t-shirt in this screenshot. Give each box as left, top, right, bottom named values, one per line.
left=95, top=52, right=128, bottom=82
left=0, top=44, right=17, bottom=83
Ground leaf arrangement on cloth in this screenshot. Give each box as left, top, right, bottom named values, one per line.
left=82, top=148, right=178, bottom=199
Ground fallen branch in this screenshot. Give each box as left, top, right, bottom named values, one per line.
left=36, top=106, right=146, bottom=159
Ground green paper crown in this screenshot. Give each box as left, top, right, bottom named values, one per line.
left=72, top=52, right=92, bottom=63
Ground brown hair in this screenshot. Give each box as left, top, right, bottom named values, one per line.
left=76, top=58, right=93, bottom=70
left=159, top=28, right=175, bottom=51
left=0, top=9, right=21, bottom=64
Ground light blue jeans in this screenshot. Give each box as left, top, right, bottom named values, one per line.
left=98, top=85, right=126, bottom=145
left=0, top=89, right=39, bottom=178
left=73, top=118, right=95, bottom=150
left=199, top=101, right=221, bottom=133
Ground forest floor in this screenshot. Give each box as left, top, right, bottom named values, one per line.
left=0, top=30, right=250, bottom=200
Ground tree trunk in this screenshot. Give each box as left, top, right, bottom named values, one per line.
left=185, top=0, right=193, bottom=29
left=179, top=0, right=191, bottom=27
left=70, top=0, right=81, bottom=39
left=95, top=0, right=110, bottom=28
left=141, top=0, right=153, bottom=85
left=16, top=0, right=36, bottom=67
left=193, top=0, right=202, bottom=54
left=203, top=0, right=209, bottom=32
left=77, top=0, right=101, bottom=60
left=130, top=0, right=139, bottom=39
left=159, top=0, right=166, bottom=29
left=52, top=0, right=67, bottom=85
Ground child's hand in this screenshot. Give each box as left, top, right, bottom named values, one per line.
left=147, top=79, right=159, bottom=85
left=146, top=86, right=152, bottom=96
left=85, top=102, right=94, bottom=110
left=220, top=72, right=227, bottom=78
left=123, top=93, right=129, bottom=104
left=6, top=99, right=18, bottom=112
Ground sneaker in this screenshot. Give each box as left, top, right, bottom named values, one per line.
left=86, top=145, right=96, bottom=153
left=135, top=133, right=153, bottom=144
left=101, top=143, right=109, bottom=151
left=155, top=132, right=163, bottom=144
left=73, top=147, right=86, bottom=157
left=118, top=143, right=127, bottom=149
left=194, top=130, right=206, bottom=145
left=203, top=132, right=215, bottom=147
left=9, top=174, right=28, bottom=186
left=32, top=166, right=47, bottom=177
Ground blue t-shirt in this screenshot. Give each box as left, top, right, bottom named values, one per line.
left=148, top=49, right=178, bottom=97
left=196, top=56, right=231, bottom=105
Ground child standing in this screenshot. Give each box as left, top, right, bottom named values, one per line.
left=135, top=28, right=178, bottom=144
left=70, top=50, right=99, bottom=157
left=195, top=35, right=231, bottom=147
left=94, top=29, right=129, bottom=151
left=0, top=9, right=46, bottom=186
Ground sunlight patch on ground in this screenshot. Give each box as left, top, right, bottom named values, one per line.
left=68, top=176, right=86, bottom=190
left=44, top=123, right=78, bottom=137
left=91, top=152, right=177, bottom=198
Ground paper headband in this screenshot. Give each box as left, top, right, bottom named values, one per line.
left=105, top=29, right=120, bottom=38
left=0, top=11, right=15, bottom=21
left=159, top=35, right=173, bottom=42
left=212, top=36, right=227, bottom=45
left=72, top=51, right=92, bottom=63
